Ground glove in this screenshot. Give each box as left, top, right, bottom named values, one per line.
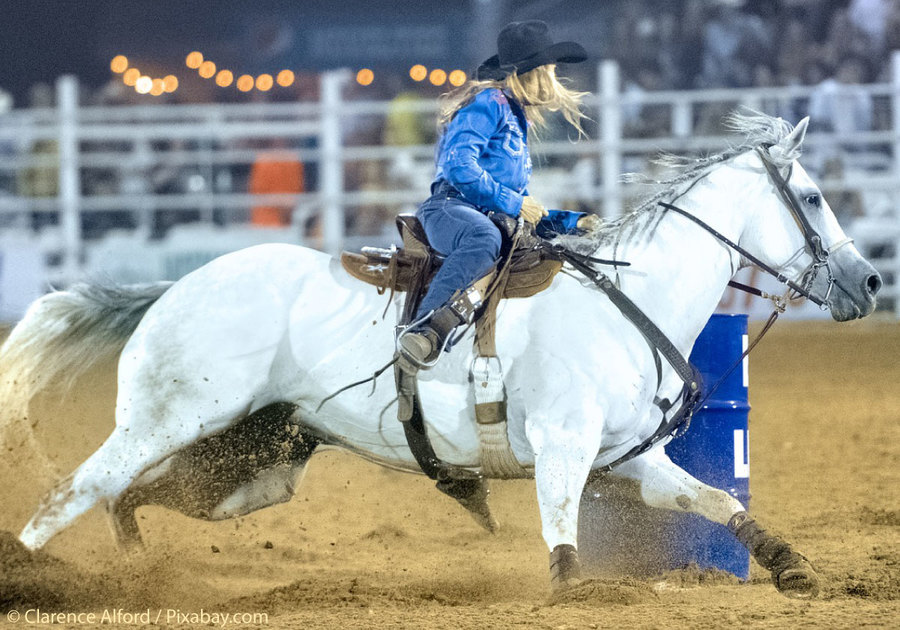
left=576, top=214, right=601, bottom=231
left=520, top=196, right=549, bottom=224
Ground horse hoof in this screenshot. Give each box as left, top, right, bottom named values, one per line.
left=548, top=577, right=657, bottom=605
left=469, top=509, right=500, bottom=534
left=435, top=477, right=499, bottom=533
left=549, top=544, right=583, bottom=592
left=551, top=576, right=584, bottom=592
left=774, top=558, right=821, bottom=599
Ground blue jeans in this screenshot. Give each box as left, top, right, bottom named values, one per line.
left=414, top=196, right=502, bottom=318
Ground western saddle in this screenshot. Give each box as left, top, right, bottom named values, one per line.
left=340, top=213, right=564, bottom=480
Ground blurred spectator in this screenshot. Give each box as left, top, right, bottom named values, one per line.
left=383, top=90, right=432, bottom=147
left=669, top=0, right=706, bottom=88
left=775, top=19, right=815, bottom=86
left=885, top=1, right=900, bottom=54
left=808, top=55, right=874, bottom=140
left=819, top=7, right=873, bottom=71
left=820, top=156, right=864, bottom=225
left=380, top=88, right=432, bottom=227
left=700, top=3, right=770, bottom=88
left=0, top=88, right=15, bottom=198
left=750, top=63, right=799, bottom=121
left=248, top=138, right=305, bottom=228
left=848, top=0, right=891, bottom=54
left=622, top=63, right=671, bottom=138
left=149, top=139, right=205, bottom=238
left=17, top=138, right=58, bottom=232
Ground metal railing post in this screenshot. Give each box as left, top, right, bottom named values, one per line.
left=893, top=51, right=900, bottom=184
left=599, top=60, right=622, bottom=219
left=56, top=75, right=81, bottom=283
left=672, top=100, right=692, bottom=139
left=892, top=51, right=900, bottom=318
left=320, top=69, right=351, bottom=256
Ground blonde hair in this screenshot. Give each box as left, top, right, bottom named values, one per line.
left=439, top=64, right=588, bottom=137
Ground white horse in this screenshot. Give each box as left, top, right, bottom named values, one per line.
left=0, top=113, right=880, bottom=598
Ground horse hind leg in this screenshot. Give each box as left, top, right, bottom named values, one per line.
left=609, top=449, right=820, bottom=599
left=18, top=422, right=202, bottom=551
left=20, top=428, right=147, bottom=550
left=106, top=403, right=319, bottom=550
left=107, top=476, right=161, bottom=550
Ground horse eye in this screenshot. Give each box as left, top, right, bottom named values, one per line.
left=805, top=194, right=821, bottom=208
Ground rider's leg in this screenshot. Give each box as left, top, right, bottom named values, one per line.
left=398, top=198, right=501, bottom=368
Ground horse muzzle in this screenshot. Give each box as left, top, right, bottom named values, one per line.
left=814, top=244, right=882, bottom=321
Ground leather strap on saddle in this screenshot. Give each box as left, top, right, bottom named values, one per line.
left=340, top=215, right=562, bottom=300
left=345, top=214, right=558, bottom=480
left=472, top=283, right=531, bottom=479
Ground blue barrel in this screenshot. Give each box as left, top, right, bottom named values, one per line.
left=664, top=314, right=750, bottom=578
left=579, top=314, right=750, bottom=579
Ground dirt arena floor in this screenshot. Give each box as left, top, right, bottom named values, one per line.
left=0, top=319, right=897, bottom=629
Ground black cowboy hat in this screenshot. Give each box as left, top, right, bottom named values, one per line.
left=476, top=21, right=587, bottom=81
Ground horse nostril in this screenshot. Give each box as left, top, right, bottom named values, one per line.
left=865, top=273, right=883, bottom=296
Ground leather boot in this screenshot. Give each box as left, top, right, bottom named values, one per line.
left=398, top=305, right=465, bottom=370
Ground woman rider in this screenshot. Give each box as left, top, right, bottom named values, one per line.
left=398, top=20, right=596, bottom=370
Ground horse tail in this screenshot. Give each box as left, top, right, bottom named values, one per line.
left=0, top=281, right=172, bottom=437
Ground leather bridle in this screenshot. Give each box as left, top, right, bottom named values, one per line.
left=754, top=145, right=837, bottom=308
left=557, top=143, right=852, bottom=471
left=659, top=145, right=852, bottom=310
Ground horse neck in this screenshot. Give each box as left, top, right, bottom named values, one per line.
left=603, top=167, right=750, bottom=355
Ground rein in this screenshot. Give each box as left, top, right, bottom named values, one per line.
left=555, top=248, right=702, bottom=472
left=651, top=146, right=847, bottom=408
left=657, top=201, right=825, bottom=308
left=566, top=144, right=843, bottom=470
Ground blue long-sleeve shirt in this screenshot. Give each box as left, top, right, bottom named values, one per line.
left=433, top=88, right=584, bottom=232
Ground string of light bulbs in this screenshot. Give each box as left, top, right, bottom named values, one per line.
left=110, top=52, right=469, bottom=96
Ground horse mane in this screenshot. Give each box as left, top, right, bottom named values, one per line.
left=555, top=110, right=801, bottom=254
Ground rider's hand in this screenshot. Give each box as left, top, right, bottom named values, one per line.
left=576, top=214, right=601, bottom=232
left=520, top=196, right=549, bottom=225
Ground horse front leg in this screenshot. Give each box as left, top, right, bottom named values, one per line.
left=527, top=411, right=604, bottom=591
left=611, top=448, right=820, bottom=598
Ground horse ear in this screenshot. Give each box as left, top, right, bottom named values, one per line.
left=780, top=117, right=809, bottom=154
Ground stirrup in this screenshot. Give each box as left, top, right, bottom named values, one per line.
left=396, top=312, right=452, bottom=371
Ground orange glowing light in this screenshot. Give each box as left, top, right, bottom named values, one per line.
left=256, top=74, right=274, bottom=91
left=409, top=64, right=427, bottom=82
left=110, top=55, right=129, bottom=74
left=429, top=69, right=447, bottom=86
left=356, top=68, right=374, bottom=86
left=150, top=79, right=165, bottom=96
left=135, top=76, right=153, bottom=94
left=276, top=69, right=295, bottom=87
left=162, top=75, right=179, bottom=93
left=236, top=75, right=254, bottom=92
left=123, top=68, right=140, bottom=86
left=216, top=69, right=234, bottom=87
left=448, top=70, right=467, bottom=87
left=186, top=51, right=203, bottom=69
left=198, top=61, right=216, bottom=79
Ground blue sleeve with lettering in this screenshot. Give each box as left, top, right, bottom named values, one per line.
left=439, top=90, right=525, bottom=217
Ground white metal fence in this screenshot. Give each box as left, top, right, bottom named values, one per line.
left=0, top=55, right=898, bottom=318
